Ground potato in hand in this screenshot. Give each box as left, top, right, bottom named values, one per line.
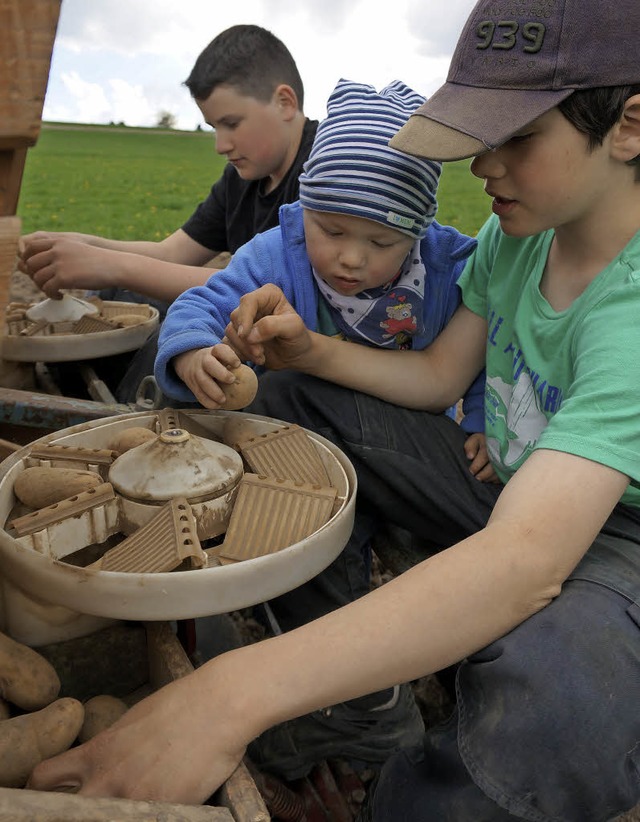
left=219, top=363, right=258, bottom=410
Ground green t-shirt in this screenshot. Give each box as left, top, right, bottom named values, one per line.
left=459, top=215, right=640, bottom=508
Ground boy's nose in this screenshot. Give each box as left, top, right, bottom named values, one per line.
left=470, top=149, right=506, bottom=180
left=338, top=247, right=366, bottom=269
left=215, top=132, right=232, bottom=156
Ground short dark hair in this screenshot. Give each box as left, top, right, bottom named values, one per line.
left=184, top=24, right=304, bottom=109
left=559, top=85, right=640, bottom=174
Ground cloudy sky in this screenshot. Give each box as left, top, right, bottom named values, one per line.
left=42, top=0, right=478, bottom=130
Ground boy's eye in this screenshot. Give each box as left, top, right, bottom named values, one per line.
left=509, top=132, right=533, bottom=144
left=322, top=226, right=342, bottom=237
left=372, top=240, right=394, bottom=249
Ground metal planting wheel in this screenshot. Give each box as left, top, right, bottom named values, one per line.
left=2, top=296, right=160, bottom=362
left=0, top=408, right=356, bottom=644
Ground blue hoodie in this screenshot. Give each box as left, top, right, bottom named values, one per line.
left=156, top=201, right=484, bottom=432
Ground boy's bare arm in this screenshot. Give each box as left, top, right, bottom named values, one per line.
left=227, top=284, right=487, bottom=410
left=20, top=227, right=217, bottom=264
left=27, top=448, right=629, bottom=804
left=19, top=229, right=220, bottom=301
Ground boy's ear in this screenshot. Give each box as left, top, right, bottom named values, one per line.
left=273, top=84, right=299, bottom=119
left=612, top=94, right=640, bottom=162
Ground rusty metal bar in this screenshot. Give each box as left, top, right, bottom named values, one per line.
left=0, top=386, right=130, bottom=433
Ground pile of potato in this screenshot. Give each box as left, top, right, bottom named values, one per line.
left=0, top=630, right=127, bottom=789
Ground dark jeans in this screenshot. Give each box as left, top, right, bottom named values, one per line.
left=92, top=289, right=169, bottom=405
left=248, top=371, right=640, bottom=821
left=113, top=327, right=161, bottom=405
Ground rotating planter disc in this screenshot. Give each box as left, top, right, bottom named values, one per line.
left=0, top=409, right=356, bottom=644
left=2, top=298, right=160, bottom=362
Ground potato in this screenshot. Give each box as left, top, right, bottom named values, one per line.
left=14, top=466, right=102, bottom=509
left=0, top=630, right=60, bottom=711
left=220, top=364, right=258, bottom=410
left=109, top=426, right=157, bottom=454
left=0, top=697, right=84, bottom=788
left=79, top=694, right=128, bottom=743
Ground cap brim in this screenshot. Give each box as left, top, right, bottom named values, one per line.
left=390, top=83, right=573, bottom=161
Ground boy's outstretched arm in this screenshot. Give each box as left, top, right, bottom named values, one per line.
left=227, top=284, right=487, bottom=411
left=18, top=230, right=220, bottom=302
left=27, top=448, right=629, bottom=804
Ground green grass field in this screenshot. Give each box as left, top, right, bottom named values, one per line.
left=17, top=125, right=491, bottom=240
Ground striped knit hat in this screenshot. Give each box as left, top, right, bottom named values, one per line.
left=299, top=79, right=441, bottom=240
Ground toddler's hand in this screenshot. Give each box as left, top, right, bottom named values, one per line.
left=464, top=433, right=500, bottom=484
left=173, top=343, right=242, bottom=409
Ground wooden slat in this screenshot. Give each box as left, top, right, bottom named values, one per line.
left=0, top=148, right=27, bottom=216
left=0, top=216, right=20, bottom=329
left=0, top=786, right=234, bottom=821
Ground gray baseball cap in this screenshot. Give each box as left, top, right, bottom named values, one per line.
left=391, top=0, right=640, bottom=161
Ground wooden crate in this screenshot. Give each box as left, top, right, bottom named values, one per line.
left=0, top=0, right=60, bottom=149
left=0, top=621, right=270, bottom=821
left=1, top=0, right=61, bottom=216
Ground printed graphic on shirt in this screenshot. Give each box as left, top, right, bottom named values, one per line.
left=322, top=286, right=421, bottom=349
left=379, top=295, right=417, bottom=349
left=485, top=373, right=548, bottom=469
left=485, top=304, right=565, bottom=477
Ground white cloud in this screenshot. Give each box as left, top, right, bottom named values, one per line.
left=56, top=71, right=111, bottom=123
left=42, top=0, right=477, bottom=129
left=107, top=79, right=157, bottom=127
left=407, top=0, right=477, bottom=57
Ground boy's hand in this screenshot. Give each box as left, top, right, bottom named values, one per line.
left=173, top=343, right=242, bottom=408
left=464, top=433, right=500, bottom=484
left=226, top=284, right=314, bottom=370
left=19, top=235, right=117, bottom=298
left=26, top=667, right=248, bottom=805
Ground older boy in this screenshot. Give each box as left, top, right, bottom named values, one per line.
left=19, top=24, right=317, bottom=305
left=17, top=25, right=317, bottom=403
left=28, top=0, right=640, bottom=819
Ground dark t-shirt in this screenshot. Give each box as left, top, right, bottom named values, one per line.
left=181, top=118, right=318, bottom=254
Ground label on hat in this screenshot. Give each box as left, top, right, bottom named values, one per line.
left=386, top=212, right=416, bottom=230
